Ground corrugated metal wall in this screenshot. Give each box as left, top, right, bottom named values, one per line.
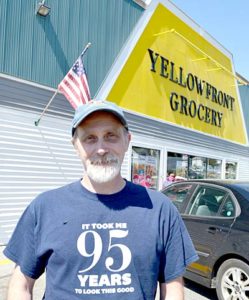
left=0, top=75, right=132, bottom=245
left=0, top=0, right=144, bottom=245
left=1, top=76, right=248, bottom=245
left=0, top=0, right=143, bottom=95
left=126, top=112, right=249, bottom=157
left=0, top=75, right=84, bottom=245
left=239, top=85, right=249, bottom=140
left=238, top=158, right=249, bottom=180
left=0, top=108, right=83, bottom=244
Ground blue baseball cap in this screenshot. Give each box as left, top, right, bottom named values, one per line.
left=72, top=100, right=129, bottom=136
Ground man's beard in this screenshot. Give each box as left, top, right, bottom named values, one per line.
left=85, top=154, right=121, bottom=183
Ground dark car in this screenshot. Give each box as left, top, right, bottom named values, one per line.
left=161, top=180, right=249, bottom=300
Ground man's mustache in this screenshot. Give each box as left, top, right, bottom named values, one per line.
left=90, top=155, right=119, bottom=166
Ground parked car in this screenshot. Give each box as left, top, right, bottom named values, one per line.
left=161, top=180, right=249, bottom=300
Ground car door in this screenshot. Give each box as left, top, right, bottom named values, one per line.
left=182, top=184, right=236, bottom=279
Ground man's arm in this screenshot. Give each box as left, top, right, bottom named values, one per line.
left=159, top=277, right=184, bottom=300
left=7, top=265, right=35, bottom=300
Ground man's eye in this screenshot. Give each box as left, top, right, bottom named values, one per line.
left=84, top=136, right=96, bottom=143
left=105, top=132, right=118, bottom=140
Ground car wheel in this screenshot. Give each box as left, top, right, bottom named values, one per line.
left=216, top=259, right=249, bottom=300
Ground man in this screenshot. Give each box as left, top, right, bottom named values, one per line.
left=4, top=100, right=198, bottom=299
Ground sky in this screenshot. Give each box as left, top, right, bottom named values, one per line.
left=170, top=0, right=249, bottom=80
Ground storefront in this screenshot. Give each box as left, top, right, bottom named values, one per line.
left=97, top=0, right=249, bottom=189
left=1, top=0, right=248, bottom=245
left=125, top=127, right=245, bottom=190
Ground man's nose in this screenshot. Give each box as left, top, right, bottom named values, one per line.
left=96, top=140, right=109, bottom=156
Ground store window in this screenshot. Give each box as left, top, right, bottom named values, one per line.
left=167, top=153, right=188, bottom=179
left=131, top=146, right=160, bottom=190
left=225, top=162, right=238, bottom=179
left=207, top=158, right=222, bottom=179
left=188, top=156, right=206, bottom=179
left=167, top=152, right=222, bottom=180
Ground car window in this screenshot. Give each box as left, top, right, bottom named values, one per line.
left=220, top=195, right=236, bottom=217
left=163, top=184, right=193, bottom=212
left=187, top=186, right=227, bottom=217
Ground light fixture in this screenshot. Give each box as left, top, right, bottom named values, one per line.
left=36, top=0, right=50, bottom=17
left=133, top=0, right=152, bottom=9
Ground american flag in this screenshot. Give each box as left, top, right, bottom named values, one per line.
left=58, top=53, right=91, bottom=109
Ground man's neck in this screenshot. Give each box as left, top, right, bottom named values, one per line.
left=81, top=175, right=126, bottom=195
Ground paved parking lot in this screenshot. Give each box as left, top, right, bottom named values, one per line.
left=0, top=246, right=216, bottom=300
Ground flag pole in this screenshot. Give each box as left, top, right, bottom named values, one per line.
left=34, top=90, right=58, bottom=126
left=34, top=42, right=91, bottom=127
left=81, top=42, right=91, bottom=56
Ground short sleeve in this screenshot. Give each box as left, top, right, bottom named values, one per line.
left=158, top=204, right=198, bottom=283
left=3, top=203, right=45, bottom=279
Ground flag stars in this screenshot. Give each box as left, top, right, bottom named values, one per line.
left=58, top=53, right=91, bottom=108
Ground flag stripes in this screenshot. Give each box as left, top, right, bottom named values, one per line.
left=58, top=53, right=91, bottom=109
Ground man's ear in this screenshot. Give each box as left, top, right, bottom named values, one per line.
left=125, top=132, right=131, bottom=151
left=71, top=136, right=75, bottom=147
left=71, top=136, right=80, bottom=156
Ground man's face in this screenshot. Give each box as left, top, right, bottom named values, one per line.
left=72, top=111, right=130, bottom=183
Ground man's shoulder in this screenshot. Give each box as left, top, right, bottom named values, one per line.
left=42, top=180, right=79, bottom=194
left=33, top=180, right=81, bottom=205
left=127, top=181, right=172, bottom=205
left=147, top=187, right=172, bottom=205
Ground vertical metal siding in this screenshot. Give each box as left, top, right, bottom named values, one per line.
left=239, top=85, right=249, bottom=140
left=18, top=1, right=34, bottom=78
left=0, top=0, right=143, bottom=95
left=0, top=0, right=8, bottom=67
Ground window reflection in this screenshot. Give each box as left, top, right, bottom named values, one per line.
left=167, top=152, right=223, bottom=180
left=131, top=146, right=160, bottom=190
left=163, top=184, right=193, bottom=211
left=225, top=162, right=238, bottom=179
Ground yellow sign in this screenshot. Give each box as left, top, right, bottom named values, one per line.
left=107, top=3, right=247, bottom=145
